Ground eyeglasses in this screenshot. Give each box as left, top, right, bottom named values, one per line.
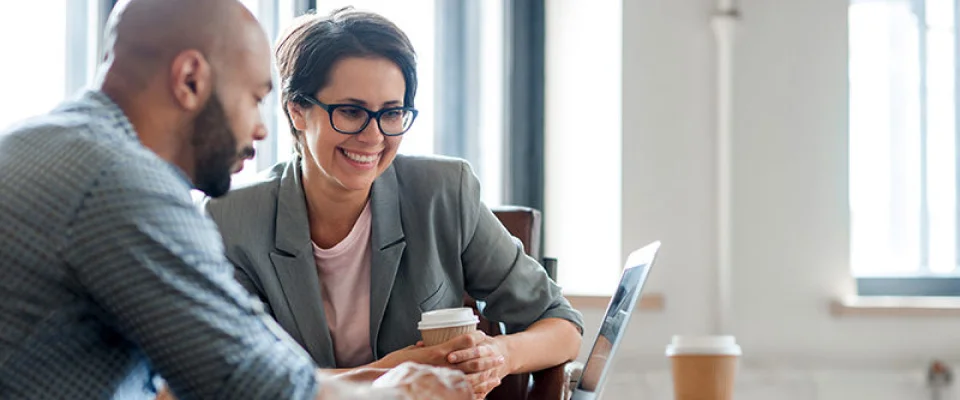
left=299, top=94, right=418, bottom=136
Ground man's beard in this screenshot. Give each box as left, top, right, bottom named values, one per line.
left=191, top=91, right=254, bottom=198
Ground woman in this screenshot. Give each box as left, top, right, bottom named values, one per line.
left=205, top=8, right=583, bottom=398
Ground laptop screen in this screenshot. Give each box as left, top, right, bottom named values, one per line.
left=574, top=241, right=659, bottom=397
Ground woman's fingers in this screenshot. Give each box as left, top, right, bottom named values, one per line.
left=453, top=353, right=504, bottom=374
left=448, top=342, right=491, bottom=363
left=442, top=331, right=486, bottom=353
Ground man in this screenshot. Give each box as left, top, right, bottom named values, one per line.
left=0, top=0, right=471, bottom=399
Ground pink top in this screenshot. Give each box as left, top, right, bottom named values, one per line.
left=311, top=202, right=374, bottom=368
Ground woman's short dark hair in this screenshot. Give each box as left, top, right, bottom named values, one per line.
left=275, top=7, right=417, bottom=153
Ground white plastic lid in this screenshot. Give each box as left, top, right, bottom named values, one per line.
left=417, top=307, right=479, bottom=330
left=665, top=335, right=742, bottom=356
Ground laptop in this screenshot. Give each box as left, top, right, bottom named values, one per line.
left=570, top=241, right=661, bottom=400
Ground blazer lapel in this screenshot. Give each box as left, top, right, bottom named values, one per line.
left=271, top=159, right=336, bottom=365
left=369, top=164, right=406, bottom=357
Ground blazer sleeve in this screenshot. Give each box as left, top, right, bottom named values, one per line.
left=457, top=162, right=584, bottom=334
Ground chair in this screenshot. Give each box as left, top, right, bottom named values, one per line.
left=462, top=206, right=572, bottom=400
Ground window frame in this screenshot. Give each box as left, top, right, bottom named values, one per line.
left=850, top=0, right=960, bottom=296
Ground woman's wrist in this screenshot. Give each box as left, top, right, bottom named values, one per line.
left=369, top=353, right=404, bottom=370
left=368, top=358, right=390, bottom=370
left=493, top=335, right=519, bottom=374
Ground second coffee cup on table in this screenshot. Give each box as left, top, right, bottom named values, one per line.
left=666, top=335, right=741, bottom=400
left=418, top=307, right=480, bottom=346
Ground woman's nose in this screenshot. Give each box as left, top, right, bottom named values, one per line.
left=356, top=118, right=384, bottom=143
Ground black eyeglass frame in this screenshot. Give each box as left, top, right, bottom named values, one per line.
left=299, top=94, right=419, bottom=136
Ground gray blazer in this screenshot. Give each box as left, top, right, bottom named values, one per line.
left=204, top=155, right=583, bottom=367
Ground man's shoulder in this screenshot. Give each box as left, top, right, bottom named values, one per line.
left=0, top=103, right=146, bottom=168
left=0, top=107, right=191, bottom=207
left=1, top=112, right=116, bottom=193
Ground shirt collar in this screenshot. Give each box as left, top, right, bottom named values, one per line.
left=80, top=89, right=139, bottom=142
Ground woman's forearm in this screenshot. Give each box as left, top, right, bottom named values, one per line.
left=319, top=368, right=356, bottom=375
left=318, top=357, right=398, bottom=376
left=317, top=365, right=393, bottom=384
left=495, top=318, right=582, bottom=374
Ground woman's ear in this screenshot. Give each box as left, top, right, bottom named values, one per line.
left=287, top=101, right=308, bottom=131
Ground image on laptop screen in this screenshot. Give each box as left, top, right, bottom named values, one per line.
left=572, top=241, right=659, bottom=400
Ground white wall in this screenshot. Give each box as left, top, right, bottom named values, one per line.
left=548, top=0, right=960, bottom=397
left=618, top=0, right=719, bottom=356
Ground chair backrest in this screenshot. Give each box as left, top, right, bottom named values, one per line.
left=465, top=206, right=544, bottom=400
left=492, top=206, right=556, bottom=280
left=491, top=206, right=542, bottom=260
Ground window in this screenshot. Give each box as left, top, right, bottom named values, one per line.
left=231, top=0, right=302, bottom=186
left=477, top=1, right=505, bottom=206
left=0, top=1, right=77, bottom=130
left=545, top=0, right=622, bottom=295
left=849, top=0, right=960, bottom=295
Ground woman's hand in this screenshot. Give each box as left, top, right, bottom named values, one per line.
left=371, top=361, right=473, bottom=400
left=375, top=331, right=498, bottom=370
left=444, top=332, right=511, bottom=400
left=374, top=331, right=507, bottom=398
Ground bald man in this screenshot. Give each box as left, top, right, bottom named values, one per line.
left=0, top=0, right=470, bottom=399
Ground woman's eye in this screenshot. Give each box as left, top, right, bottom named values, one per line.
left=382, top=110, right=402, bottom=120
left=337, top=107, right=364, bottom=119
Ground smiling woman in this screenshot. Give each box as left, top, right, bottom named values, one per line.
left=203, top=8, right=584, bottom=399
left=289, top=56, right=411, bottom=200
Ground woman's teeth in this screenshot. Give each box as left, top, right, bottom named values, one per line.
left=342, top=149, right=378, bottom=163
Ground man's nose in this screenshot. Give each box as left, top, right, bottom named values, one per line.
left=253, top=123, right=268, bottom=141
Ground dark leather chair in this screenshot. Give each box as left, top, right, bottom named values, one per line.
left=462, top=206, right=571, bottom=400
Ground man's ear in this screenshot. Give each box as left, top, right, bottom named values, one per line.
left=170, top=50, right=212, bottom=111
left=287, top=101, right=309, bottom=131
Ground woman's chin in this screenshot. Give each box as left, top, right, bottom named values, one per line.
left=334, top=175, right=377, bottom=192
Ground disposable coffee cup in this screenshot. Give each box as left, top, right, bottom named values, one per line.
left=666, top=335, right=741, bottom=400
left=418, top=308, right=479, bottom=346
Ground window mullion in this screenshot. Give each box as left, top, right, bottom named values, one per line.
left=954, top=0, right=960, bottom=272
left=65, top=0, right=90, bottom=98
left=256, top=0, right=281, bottom=171
left=918, top=0, right=931, bottom=274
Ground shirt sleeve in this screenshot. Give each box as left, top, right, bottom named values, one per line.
left=457, top=162, right=585, bottom=334
left=61, top=159, right=318, bottom=400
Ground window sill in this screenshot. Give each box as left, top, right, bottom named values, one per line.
left=567, top=292, right=665, bottom=312
left=831, top=296, right=960, bottom=317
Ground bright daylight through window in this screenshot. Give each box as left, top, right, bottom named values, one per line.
left=0, top=2, right=69, bottom=131
left=849, top=0, right=960, bottom=285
